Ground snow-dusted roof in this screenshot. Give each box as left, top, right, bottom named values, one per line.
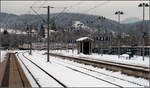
left=76, top=37, right=93, bottom=42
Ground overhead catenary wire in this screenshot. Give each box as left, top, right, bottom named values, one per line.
left=31, top=5, right=68, bottom=24
left=31, top=1, right=39, bottom=8
left=36, top=0, right=48, bottom=13
left=55, top=1, right=111, bottom=22
left=53, top=1, right=84, bottom=19
left=51, top=7, right=68, bottom=19
left=30, top=6, right=47, bottom=24
left=66, top=1, right=84, bottom=12
left=29, top=1, right=111, bottom=30
left=83, top=0, right=111, bottom=14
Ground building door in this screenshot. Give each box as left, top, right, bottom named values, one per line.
left=83, top=41, right=89, bottom=54
left=80, top=42, right=82, bottom=52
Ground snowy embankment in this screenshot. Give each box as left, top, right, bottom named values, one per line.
left=0, top=50, right=8, bottom=63
left=17, top=50, right=148, bottom=87
left=50, top=50, right=149, bottom=68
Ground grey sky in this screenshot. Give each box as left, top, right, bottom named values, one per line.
left=1, top=1, right=150, bottom=21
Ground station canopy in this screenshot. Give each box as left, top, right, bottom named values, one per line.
left=76, top=37, right=93, bottom=42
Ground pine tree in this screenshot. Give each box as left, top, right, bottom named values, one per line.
left=40, top=24, right=45, bottom=38
left=51, top=18, right=57, bottom=31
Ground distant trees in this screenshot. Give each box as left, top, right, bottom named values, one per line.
left=51, top=18, right=57, bottom=31
left=39, top=24, right=45, bottom=38
left=1, top=30, right=9, bottom=48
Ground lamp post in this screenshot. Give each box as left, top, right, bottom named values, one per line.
left=98, top=16, right=106, bottom=56
left=115, top=11, right=124, bottom=58
left=138, top=3, right=149, bottom=61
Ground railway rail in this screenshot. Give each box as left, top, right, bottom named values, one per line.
left=52, top=57, right=148, bottom=87
left=17, top=53, right=148, bottom=88
left=55, top=61, right=124, bottom=88
left=23, top=52, right=148, bottom=87
left=17, top=52, right=67, bottom=88
left=16, top=53, right=41, bottom=88
left=48, top=53, right=149, bottom=79
left=22, top=52, right=125, bottom=87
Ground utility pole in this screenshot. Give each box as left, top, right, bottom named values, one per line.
left=30, top=6, right=65, bottom=62
left=15, top=24, right=17, bottom=49
left=43, top=6, right=54, bottom=62
left=26, top=25, right=31, bottom=54
left=0, top=8, right=1, bottom=65
left=47, top=6, right=50, bottom=62
left=149, top=0, right=150, bottom=61
left=29, top=25, right=33, bottom=55
left=0, top=0, right=1, bottom=64
left=149, top=1, right=150, bottom=87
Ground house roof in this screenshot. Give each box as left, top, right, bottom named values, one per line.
left=76, top=37, right=93, bottom=42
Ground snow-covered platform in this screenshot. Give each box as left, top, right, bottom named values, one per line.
left=50, top=50, right=149, bottom=68
left=49, top=50, right=149, bottom=79
left=0, top=53, right=31, bottom=88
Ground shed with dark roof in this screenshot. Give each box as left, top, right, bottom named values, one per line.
left=76, top=37, right=93, bottom=55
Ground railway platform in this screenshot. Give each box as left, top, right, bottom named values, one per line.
left=0, top=53, right=31, bottom=88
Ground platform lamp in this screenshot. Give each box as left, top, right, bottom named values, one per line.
left=98, top=16, right=106, bottom=56
left=138, top=3, right=149, bottom=61
left=115, top=11, right=124, bottom=58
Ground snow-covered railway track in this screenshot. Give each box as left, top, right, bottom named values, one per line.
left=17, top=52, right=67, bottom=88
left=26, top=52, right=146, bottom=87
left=49, top=53, right=149, bottom=79
left=16, top=53, right=41, bottom=88
left=54, top=62, right=124, bottom=88
left=52, top=58, right=147, bottom=87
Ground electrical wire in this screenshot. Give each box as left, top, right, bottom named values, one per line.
left=36, top=0, right=48, bottom=13
left=30, top=7, right=46, bottom=23
left=51, top=7, right=67, bottom=19
left=31, top=1, right=37, bottom=7
left=83, top=1, right=111, bottom=13
left=53, top=1, right=83, bottom=20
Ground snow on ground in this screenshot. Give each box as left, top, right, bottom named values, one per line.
left=1, top=28, right=27, bottom=34
left=50, top=49, right=149, bottom=68
left=17, top=53, right=62, bottom=87
left=51, top=55, right=149, bottom=87
left=0, top=50, right=9, bottom=63
left=16, top=50, right=149, bottom=87
left=19, top=51, right=117, bottom=87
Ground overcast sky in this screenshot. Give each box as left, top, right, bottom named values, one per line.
left=1, top=1, right=150, bottom=21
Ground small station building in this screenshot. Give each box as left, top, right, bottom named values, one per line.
left=76, top=37, right=93, bottom=55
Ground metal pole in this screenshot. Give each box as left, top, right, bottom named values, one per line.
left=149, top=0, right=150, bottom=60
left=29, top=26, right=32, bottom=55
left=47, top=6, right=50, bottom=62
left=149, top=1, right=150, bottom=86
left=15, top=25, right=17, bottom=49
left=118, top=14, right=121, bottom=58
left=0, top=0, right=1, bottom=64
left=98, top=40, right=100, bottom=55
left=0, top=24, right=2, bottom=63
left=27, top=25, right=30, bottom=53
left=101, top=40, right=103, bottom=56
left=0, top=0, right=1, bottom=76
left=142, top=6, right=145, bottom=61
